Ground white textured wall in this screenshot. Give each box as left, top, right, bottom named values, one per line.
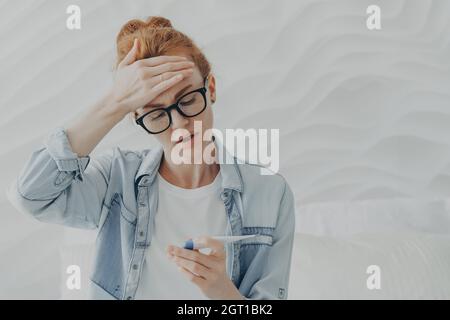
left=0, top=0, right=449, bottom=299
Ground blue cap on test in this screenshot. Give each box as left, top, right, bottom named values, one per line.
left=183, top=239, right=194, bottom=250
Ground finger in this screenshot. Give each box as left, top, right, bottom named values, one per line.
left=141, top=67, right=193, bottom=82
left=172, top=256, right=213, bottom=280
left=138, top=55, right=189, bottom=67
left=194, top=236, right=226, bottom=257
left=149, top=68, right=194, bottom=83
left=118, top=38, right=139, bottom=69
left=167, top=245, right=214, bottom=268
left=178, top=265, right=206, bottom=286
left=149, top=61, right=195, bottom=76
left=150, top=73, right=185, bottom=95
left=130, top=73, right=185, bottom=112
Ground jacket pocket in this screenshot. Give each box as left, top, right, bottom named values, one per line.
left=239, top=234, right=273, bottom=246
left=116, top=193, right=137, bottom=225
left=99, top=193, right=137, bottom=234
left=240, top=227, right=274, bottom=247
left=93, top=193, right=136, bottom=299
left=238, top=228, right=275, bottom=284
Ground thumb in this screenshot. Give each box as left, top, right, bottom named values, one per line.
left=118, top=38, right=139, bottom=69
left=195, top=236, right=225, bottom=256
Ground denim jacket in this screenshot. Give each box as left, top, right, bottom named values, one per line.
left=7, top=127, right=295, bottom=300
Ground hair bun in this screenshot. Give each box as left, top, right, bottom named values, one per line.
left=116, top=16, right=173, bottom=43
left=116, top=19, right=147, bottom=41
left=145, top=16, right=173, bottom=28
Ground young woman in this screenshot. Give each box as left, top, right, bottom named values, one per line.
left=9, top=16, right=295, bottom=300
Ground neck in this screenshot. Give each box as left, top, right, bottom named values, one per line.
left=158, top=149, right=220, bottom=189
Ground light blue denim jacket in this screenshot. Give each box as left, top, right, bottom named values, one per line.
left=7, top=127, right=295, bottom=300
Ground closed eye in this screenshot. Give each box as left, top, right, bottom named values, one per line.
left=143, top=84, right=194, bottom=110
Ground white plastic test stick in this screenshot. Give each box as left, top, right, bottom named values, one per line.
left=183, top=235, right=257, bottom=250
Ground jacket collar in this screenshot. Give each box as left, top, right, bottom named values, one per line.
left=135, top=137, right=243, bottom=193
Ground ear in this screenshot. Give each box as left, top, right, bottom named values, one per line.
left=207, top=74, right=216, bottom=103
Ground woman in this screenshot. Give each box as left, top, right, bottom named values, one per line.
left=9, top=16, right=295, bottom=300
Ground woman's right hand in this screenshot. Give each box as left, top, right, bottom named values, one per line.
left=65, top=38, right=194, bottom=157
left=111, top=38, right=195, bottom=115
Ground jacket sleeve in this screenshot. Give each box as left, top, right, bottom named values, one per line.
left=245, top=181, right=296, bottom=299
left=6, top=127, right=113, bottom=229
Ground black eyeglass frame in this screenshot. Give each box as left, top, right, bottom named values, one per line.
left=136, top=76, right=209, bottom=134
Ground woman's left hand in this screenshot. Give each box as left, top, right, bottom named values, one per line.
left=167, top=236, right=244, bottom=300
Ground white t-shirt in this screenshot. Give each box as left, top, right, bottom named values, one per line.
left=134, top=170, right=228, bottom=300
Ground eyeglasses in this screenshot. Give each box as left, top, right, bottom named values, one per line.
left=136, top=77, right=209, bottom=134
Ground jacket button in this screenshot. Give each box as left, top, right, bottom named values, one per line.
left=133, top=264, right=138, bottom=270
left=127, top=296, right=132, bottom=300
left=139, top=231, right=144, bottom=237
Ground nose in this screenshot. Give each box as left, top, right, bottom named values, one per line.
left=170, top=107, right=189, bottom=130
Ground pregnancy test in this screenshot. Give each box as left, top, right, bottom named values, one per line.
left=183, top=235, right=257, bottom=250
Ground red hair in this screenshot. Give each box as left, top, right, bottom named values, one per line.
left=116, top=16, right=211, bottom=78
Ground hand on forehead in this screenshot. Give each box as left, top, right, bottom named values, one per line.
left=150, top=67, right=202, bottom=105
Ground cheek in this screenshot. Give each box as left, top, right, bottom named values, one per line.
left=154, top=130, right=172, bottom=143
left=200, top=108, right=214, bottom=128
left=187, top=111, right=213, bottom=132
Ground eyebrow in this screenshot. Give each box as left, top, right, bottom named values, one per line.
left=144, top=84, right=193, bottom=109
